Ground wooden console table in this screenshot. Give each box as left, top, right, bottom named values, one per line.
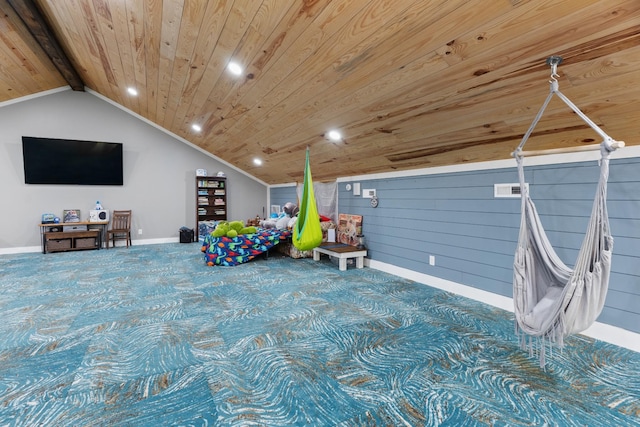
left=39, top=221, right=109, bottom=254
left=313, top=242, right=367, bottom=271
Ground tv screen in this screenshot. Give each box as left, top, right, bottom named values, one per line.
left=22, top=136, right=123, bottom=185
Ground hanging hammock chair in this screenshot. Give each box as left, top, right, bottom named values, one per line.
left=293, top=148, right=323, bottom=251
left=512, top=57, right=624, bottom=367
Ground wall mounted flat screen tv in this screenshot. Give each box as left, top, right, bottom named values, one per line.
left=22, top=136, right=124, bottom=185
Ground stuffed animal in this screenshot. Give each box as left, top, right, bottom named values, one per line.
left=283, top=202, right=299, bottom=217
left=275, top=214, right=290, bottom=230
left=211, top=221, right=257, bottom=238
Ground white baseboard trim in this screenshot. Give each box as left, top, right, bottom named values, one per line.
left=108, top=237, right=178, bottom=247
left=0, top=246, right=42, bottom=255
left=367, top=259, right=640, bottom=353
left=0, top=238, right=181, bottom=255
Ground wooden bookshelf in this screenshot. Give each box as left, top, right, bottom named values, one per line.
left=196, top=176, right=227, bottom=240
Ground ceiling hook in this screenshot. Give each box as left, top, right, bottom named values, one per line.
left=546, top=55, right=563, bottom=83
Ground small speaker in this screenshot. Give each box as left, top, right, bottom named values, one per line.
left=89, top=210, right=109, bottom=222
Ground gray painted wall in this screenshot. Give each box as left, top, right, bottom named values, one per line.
left=328, top=157, right=639, bottom=334
left=0, top=90, right=267, bottom=250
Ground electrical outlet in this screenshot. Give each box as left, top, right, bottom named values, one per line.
left=429, top=255, right=435, bottom=266
left=138, top=229, right=143, bottom=235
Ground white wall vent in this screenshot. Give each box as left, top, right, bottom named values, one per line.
left=494, top=183, right=528, bottom=198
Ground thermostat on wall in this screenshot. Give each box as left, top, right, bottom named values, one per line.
left=362, top=188, right=376, bottom=198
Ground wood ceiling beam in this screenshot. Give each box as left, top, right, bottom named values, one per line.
left=7, top=0, right=84, bottom=91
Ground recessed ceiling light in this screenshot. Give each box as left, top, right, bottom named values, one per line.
left=327, top=130, right=342, bottom=141
left=253, top=158, right=263, bottom=166
left=127, top=87, right=138, bottom=96
left=191, top=124, right=202, bottom=132
left=228, top=62, right=243, bottom=76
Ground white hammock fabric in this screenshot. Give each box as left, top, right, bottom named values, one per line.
left=512, top=60, right=622, bottom=366
left=513, top=146, right=613, bottom=366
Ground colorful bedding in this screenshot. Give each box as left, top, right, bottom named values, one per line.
left=201, top=228, right=291, bottom=266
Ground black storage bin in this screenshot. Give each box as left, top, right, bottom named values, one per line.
left=180, top=228, right=194, bottom=243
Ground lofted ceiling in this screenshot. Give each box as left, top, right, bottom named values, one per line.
left=0, top=0, right=638, bottom=185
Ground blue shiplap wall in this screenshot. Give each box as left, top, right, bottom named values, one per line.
left=270, top=186, right=298, bottom=212
left=272, top=157, right=640, bottom=334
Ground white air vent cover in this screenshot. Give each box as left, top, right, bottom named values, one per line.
left=494, top=183, right=528, bottom=198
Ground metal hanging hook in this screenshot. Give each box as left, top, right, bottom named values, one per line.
left=546, top=55, right=563, bottom=83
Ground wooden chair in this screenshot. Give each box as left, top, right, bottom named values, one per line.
left=106, top=210, right=132, bottom=248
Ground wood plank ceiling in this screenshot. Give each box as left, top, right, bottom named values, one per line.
left=1, top=0, right=638, bottom=184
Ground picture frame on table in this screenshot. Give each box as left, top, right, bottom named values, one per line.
left=63, top=209, right=81, bottom=223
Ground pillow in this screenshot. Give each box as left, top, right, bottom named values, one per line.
left=337, top=214, right=362, bottom=246
left=524, top=286, right=564, bottom=329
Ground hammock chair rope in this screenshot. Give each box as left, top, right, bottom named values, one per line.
left=512, top=56, right=623, bottom=367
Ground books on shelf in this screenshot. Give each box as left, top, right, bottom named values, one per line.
left=196, top=176, right=226, bottom=222
left=199, top=207, right=226, bottom=216
left=198, top=179, right=223, bottom=188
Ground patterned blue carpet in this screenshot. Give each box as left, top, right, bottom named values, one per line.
left=0, top=243, right=638, bottom=426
